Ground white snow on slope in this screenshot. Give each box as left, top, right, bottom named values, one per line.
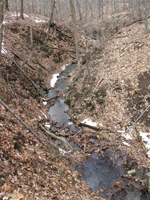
left=81, top=119, right=102, bottom=127
left=140, top=131, right=150, bottom=158
left=61, top=64, right=68, bottom=71
left=50, top=73, right=59, bottom=87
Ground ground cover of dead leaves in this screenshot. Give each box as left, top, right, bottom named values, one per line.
left=0, top=13, right=100, bottom=200
left=67, top=20, right=150, bottom=170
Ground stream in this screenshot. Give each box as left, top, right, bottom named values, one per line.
left=47, top=64, right=150, bottom=199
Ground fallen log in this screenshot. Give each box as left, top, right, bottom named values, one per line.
left=40, top=125, right=72, bottom=151
left=12, top=51, right=35, bottom=70
left=78, top=122, right=101, bottom=131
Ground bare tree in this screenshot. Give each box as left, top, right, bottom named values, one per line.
left=143, top=0, right=148, bottom=33
left=76, top=0, right=82, bottom=21
left=5, top=0, right=9, bottom=11
left=136, top=0, right=142, bottom=21
left=47, top=0, right=55, bottom=33
left=15, top=0, right=18, bottom=20
left=69, top=0, right=79, bottom=63
left=20, top=0, right=24, bottom=19
left=0, top=0, right=3, bottom=58
left=28, top=0, right=33, bottom=47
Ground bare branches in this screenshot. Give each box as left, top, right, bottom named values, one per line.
left=0, top=0, right=3, bottom=58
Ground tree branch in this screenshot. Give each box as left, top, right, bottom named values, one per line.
left=40, top=125, right=72, bottom=151
left=0, top=99, right=45, bottom=146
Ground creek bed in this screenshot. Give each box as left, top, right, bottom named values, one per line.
left=48, top=64, right=150, bottom=199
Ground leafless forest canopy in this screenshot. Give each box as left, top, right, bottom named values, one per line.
left=7, top=0, right=150, bottom=38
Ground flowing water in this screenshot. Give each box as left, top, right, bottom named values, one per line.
left=48, top=64, right=150, bottom=199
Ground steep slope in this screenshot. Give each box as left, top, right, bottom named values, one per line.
left=66, top=20, right=150, bottom=166
left=0, top=13, right=100, bottom=200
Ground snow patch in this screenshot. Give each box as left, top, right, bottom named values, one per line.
left=33, top=17, right=46, bottom=23
left=45, top=122, right=51, bottom=129
left=61, top=64, right=68, bottom=71
left=50, top=73, right=59, bottom=87
left=43, top=101, right=47, bottom=105
left=122, top=141, right=130, bottom=146
left=1, top=40, right=7, bottom=54
left=67, top=121, right=73, bottom=125
left=24, top=14, right=29, bottom=18
left=59, top=147, right=67, bottom=155
left=82, top=119, right=101, bottom=127
left=140, top=131, right=150, bottom=158
left=118, top=129, right=133, bottom=140
left=122, top=132, right=132, bottom=140
left=3, top=21, right=7, bottom=25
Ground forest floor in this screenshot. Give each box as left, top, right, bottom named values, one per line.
left=0, top=11, right=150, bottom=200
left=0, top=12, right=99, bottom=200
left=66, top=17, right=150, bottom=197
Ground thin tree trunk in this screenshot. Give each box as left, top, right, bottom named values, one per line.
left=98, top=0, right=101, bottom=18
left=76, top=0, right=82, bottom=21
left=5, top=0, right=9, bottom=11
left=20, top=0, right=24, bottom=19
left=28, top=0, right=33, bottom=47
left=69, top=0, right=79, bottom=63
left=15, top=0, right=18, bottom=20
left=111, top=0, right=114, bottom=15
left=38, top=0, right=41, bottom=14
left=0, top=0, right=3, bottom=58
left=47, top=0, right=55, bottom=33
left=137, top=0, right=142, bottom=20
left=31, top=0, right=34, bottom=13
left=106, top=0, right=108, bottom=15
left=144, top=0, right=148, bottom=33
left=128, top=0, right=131, bottom=24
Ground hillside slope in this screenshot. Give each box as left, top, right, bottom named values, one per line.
left=0, top=13, right=99, bottom=200
left=66, top=20, right=150, bottom=167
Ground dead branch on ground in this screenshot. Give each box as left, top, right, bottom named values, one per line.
left=40, top=125, right=72, bottom=151
left=0, top=99, right=45, bottom=147
left=12, top=51, right=35, bottom=70
left=2, top=48, right=45, bottom=97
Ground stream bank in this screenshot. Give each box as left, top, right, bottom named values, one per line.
left=48, top=64, right=150, bottom=199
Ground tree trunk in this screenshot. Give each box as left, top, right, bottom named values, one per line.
left=136, top=0, right=142, bottom=21
left=144, top=0, right=148, bottom=33
left=28, top=0, right=33, bottom=47
left=0, top=0, right=3, bottom=58
left=15, top=0, right=18, bottom=20
left=20, top=0, right=24, bottom=19
left=5, top=0, right=9, bottom=11
left=47, top=0, right=55, bottom=33
left=98, top=0, right=101, bottom=18
left=76, top=0, right=82, bottom=21
left=69, top=0, right=79, bottom=63
left=31, top=0, right=34, bottom=13
left=128, top=0, right=131, bottom=24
